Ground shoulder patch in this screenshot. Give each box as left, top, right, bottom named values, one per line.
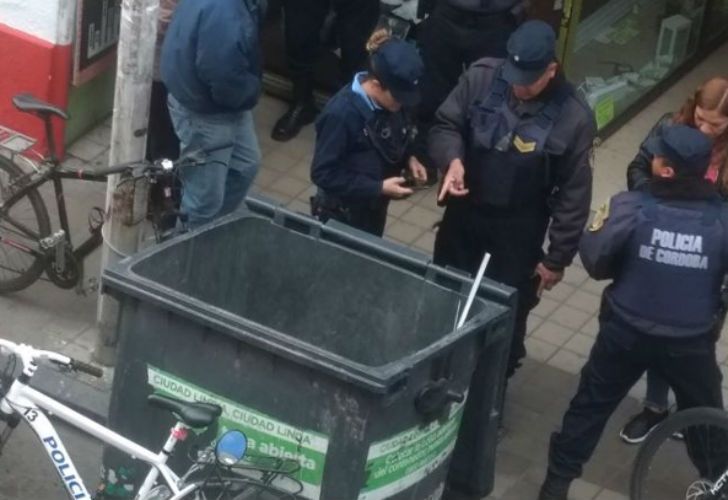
left=588, top=199, right=611, bottom=232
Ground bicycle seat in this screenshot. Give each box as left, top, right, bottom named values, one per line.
left=12, top=93, right=69, bottom=120
left=147, top=393, right=222, bottom=428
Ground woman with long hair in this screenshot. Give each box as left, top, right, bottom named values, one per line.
left=621, top=77, right=728, bottom=444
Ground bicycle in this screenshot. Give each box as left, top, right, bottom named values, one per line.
left=0, top=337, right=303, bottom=499
left=0, top=93, right=222, bottom=295
left=630, top=406, right=728, bottom=499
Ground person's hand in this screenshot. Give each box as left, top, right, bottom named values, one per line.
left=408, top=156, right=428, bottom=185
left=382, top=177, right=414, bottom=199
left=534, top=262, right=564, bottom=297
left=437, top=158, right=469, bottom=203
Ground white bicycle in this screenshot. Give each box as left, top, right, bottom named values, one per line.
left=0, top=338, right=302, bottom=499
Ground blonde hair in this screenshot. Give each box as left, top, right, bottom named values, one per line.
left=365, top=28, right=392, bottom=54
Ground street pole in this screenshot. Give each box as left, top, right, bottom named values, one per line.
left=95, top=0, right=160, bottom=365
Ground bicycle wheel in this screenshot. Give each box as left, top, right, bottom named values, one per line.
left=0, top=155, right=51, bottom=292
left=631, top=407, right=728, bottom=500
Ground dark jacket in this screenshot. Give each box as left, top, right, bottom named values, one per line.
left=626, top=113, right=674, bottom=191
left=429, top=58, right=596, bottom=271
left=161, top=0, right=262, bottom=114
left=580, top=179, right=728, bottom=337
left=311, top=85, right=407, bottom=200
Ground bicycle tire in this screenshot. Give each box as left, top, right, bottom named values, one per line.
left=630, top=407, right=728, bottom=500
left=0, top=155, right=51, bottom=292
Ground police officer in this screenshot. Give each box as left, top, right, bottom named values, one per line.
left=431, top=20, right=594, bottom=499
left=539, top=125, right=727, bottom=500
left=310, top=31, right=427, bottom=237
left=431, top=20, right=594, bottom=380
left=271, top=0, right=380, bottom=142
left=414, top=0, right=528, bottom=182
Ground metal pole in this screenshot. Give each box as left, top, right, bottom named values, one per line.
left=456, top=252, right=491, bottom=329
left=95, top=0, right=160, bottom=365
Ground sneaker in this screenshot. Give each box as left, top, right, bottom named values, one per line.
left=620, top=407, right=669, bottom=444
left=538, top=472, right=571, bottom=500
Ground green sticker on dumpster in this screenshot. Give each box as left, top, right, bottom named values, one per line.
left=147, top=366, right=328, bottom=500
left=357, top=400, right=465, bottom=500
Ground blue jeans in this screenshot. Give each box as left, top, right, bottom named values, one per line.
left=167, top=95, right=261, bottom=227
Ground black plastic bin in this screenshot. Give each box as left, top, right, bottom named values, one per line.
left=101, top=196, right=515, bottom=500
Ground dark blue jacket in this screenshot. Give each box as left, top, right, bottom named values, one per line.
left=161, top=0, right=262, bottom=114
left=581, top=180, right=728, bottom=337
left=311, top=86, right=404, bottom=200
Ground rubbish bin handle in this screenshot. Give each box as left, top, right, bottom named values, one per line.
left=414, top=378, right=464, bottom=421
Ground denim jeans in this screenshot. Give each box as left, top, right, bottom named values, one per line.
left=167, top=95, right=261, bottom=227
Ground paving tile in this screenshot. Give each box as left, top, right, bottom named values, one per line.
left=533, top=296, right=560, bottom=318
left=570, top=478, right=601, bottom=500
left=581, top=315, right=600, bottom=337
left=531, top=320, right=576, bottom=347
left=285, top=198, right=310, bottom=215
left=67, top=136, right=108, bottom=162
left=288, top=160, right=311, bottom=182
left=525, top=337, right=558, bottom=362
left=568, top=290, right=602, bottom=315
left=253, top=168, right=281, bottom=188
left=527, top=313, right=544, bottom=335
left=387, top=199, right=414, bottom=218
left=262, top=149, right=299, bottom=173
left=543, top=281, right=576, bottom=302
left=550, top=304, right=592, bottom=331
left=412, top=231, right=435, bottom=254
left=399, top=205, right=443, bottom=229
left=84, top=124, right=112, bottom=146
left=386, top=220, right=425, bottom=245
left=563, top=333, right=596, bottom=357
left=269, top=176, right=309, bottom=199
left=594, top=488, right=628, bottom=500
left=547, top=349, right=588, bottom=375
left=581, top=278, right=610, bottom=296
left=563, top=265, right=590, bottom=287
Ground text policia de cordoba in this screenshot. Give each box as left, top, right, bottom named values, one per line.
left=638, top=229, right=708, bottom=269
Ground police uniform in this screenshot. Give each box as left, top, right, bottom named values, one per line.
left=430, top=22, right=595, bottom=499
left=414, top=0, right=527, bottom=175
left=540, top=125, right=728, bottom=500
left=310, top=39, right=423, bottom=236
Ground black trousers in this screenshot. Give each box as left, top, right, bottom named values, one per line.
left=312, top=195, right=389, bottom=237
left=414, top=4, right=519, bottom=167
left=146, top=81, right=180, bottom=162
left=282, top=0, right=379, bottom=102
left=549, top=312, right=725, bottom=480
left=434, top=198, right=549, bottom=377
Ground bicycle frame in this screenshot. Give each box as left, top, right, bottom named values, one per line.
left=1, top=378, right=200, bottom=500
left=0, top=158, right=109, bottom=262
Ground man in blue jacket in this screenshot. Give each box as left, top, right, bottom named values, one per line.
left=161, top=0, right=264, bottom=228
left=539, top=125, right=728, bottom=499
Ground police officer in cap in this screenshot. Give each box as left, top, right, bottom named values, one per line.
left=310, top=30, right=427, bottom=236
left=539, top=125, right=728, bottom=500
left=431, top=20, right=595, bottom=381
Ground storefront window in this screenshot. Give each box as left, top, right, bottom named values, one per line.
left=566, top=0, right=707, bottom=130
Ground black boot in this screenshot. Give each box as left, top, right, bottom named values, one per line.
left=271, top=101, right=318, bottom=142
left=538, top=472, right=571, bottom=500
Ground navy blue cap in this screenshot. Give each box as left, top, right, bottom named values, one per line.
left=645, top=124, right=713, bottom=177
left=371, top=39, right=424, bottom=107
left=502, top=20, right=556, bottom=86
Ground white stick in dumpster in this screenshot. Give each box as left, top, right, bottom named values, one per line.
left=456, top=252, right=491, bottom=329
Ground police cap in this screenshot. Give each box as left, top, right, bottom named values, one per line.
left=502, top=20, right=556, bottom=86
left=646, top=124, right=713, bottom=177
left=371, top=39, right=424, bottom=107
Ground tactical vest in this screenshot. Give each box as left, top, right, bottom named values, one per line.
left=609, top=195, right=728, bottom=337
left=465, top=66, right=568, bottom=208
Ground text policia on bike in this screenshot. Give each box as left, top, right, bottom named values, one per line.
left=0, top=338, right=301, bottom=499
left=0, top=93, right=234, bottom=294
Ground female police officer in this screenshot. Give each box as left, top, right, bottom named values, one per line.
left=310, top=30, right=427, bottom=236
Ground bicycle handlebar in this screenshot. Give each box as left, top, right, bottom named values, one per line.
left=0, top=338, right=103, bottom=379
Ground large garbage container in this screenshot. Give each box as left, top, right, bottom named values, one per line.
left=101, top=196, right=515, bottom=500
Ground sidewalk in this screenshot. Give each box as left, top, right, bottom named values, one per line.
left=1, top=40, right=726, bottom=499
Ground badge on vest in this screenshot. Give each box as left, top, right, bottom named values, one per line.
left=588, top=200, right=611, bottom=232
left=513, top=134, right=537, bottom=154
